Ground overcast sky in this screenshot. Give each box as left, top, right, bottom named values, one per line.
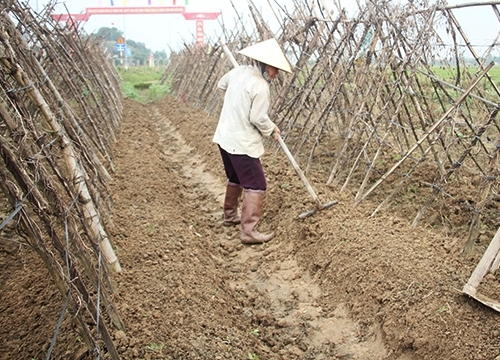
left=27, top=0, right=500, bottom=57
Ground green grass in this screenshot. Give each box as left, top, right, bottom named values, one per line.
left=147, top=83, right=171, bottom=102
left=116, top=66, right=171, bottom=103
left=117, top=66, right=164, bottom=84
left=427, top=65, right=500, bottom=83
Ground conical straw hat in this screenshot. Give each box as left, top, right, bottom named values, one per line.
left=239, top=38, right=292, bottom=73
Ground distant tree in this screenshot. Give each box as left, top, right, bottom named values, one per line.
left=92, top=27, right=165, bottom=66
left=93, top=27, right=123, bottom=42
left=154, top=50, right=168, bottom=65
left=90, top=27, right=125, bottom=59
left=125, top=39, right=150, bottom=65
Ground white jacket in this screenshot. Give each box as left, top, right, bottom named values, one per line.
left=213, top=65, right=276, bottom=158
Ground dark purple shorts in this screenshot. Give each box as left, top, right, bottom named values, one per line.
left=218, top=146, right=267, bottom=191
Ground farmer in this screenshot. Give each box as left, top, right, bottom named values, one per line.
left=213, top=38, right=292, bottom=244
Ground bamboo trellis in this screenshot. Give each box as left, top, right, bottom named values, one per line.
left=2, top=1, right=499, bottom=357
left=163, top=0, right=499, bottom=248
left=1, top=0, right=124, bottom=357
left=162, top=0, right=500, bottom=309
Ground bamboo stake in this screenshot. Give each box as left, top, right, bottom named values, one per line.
left=27, top=46, right=114, bottom=183
left=353, top=127, right=391, bottom=200
left=0, top=141, right=120, bottom=358
left=0, top=39, right=121, bottom=274
left=340, top=124, right=376, bottom=195
left=465, top=132, right=500, bottom=253
left=326, top=109, right=362, bottom=186
left=370, top=142, right=435, bottom=217
left=355, top=61, right=495, bottom=205
left=492, top=252, right=500, bottom=274
left=446, top=8, right=500, bottom=98
left=43, top=31, right=117, bottom=151
left=404, top=80, right=446, bottom=176
left=463, top=226, right=500, bottom=296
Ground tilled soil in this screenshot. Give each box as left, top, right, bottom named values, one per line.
left=1, top=96, right=499, bottom=360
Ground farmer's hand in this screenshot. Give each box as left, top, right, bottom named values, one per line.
left=272, top=126, right=281, bottom=141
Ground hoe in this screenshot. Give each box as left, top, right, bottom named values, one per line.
left=220, top=43, right=338, bottom=219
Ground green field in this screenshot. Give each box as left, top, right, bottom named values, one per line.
left=429, top=65, right=500, bottom=83
left=117, top=66, right=171, bottom=103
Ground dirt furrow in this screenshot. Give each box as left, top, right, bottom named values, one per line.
left=134, top=100, right=388, bottom=359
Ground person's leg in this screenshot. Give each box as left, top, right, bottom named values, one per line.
left=218, top=147, right=242, bottom=226
left=218, top=146, right=240, bottom=185
left=239, top=189, right=274, bottom=244
left=226, top=153, right=266, bottom=189
left=223, top=182, right=243, bottom=226
left=228, top=154, right=274, bottom=244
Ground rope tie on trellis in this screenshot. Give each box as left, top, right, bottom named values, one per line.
left=389, top=119, right=410, bottom=130
left=0, top=180, right=41, bottom=231
left=482, top=175, right=498, bottom=182
left=46, top=194, right=79, bottom=360
left=45, top=291, right=71, bottom=360
left=422, top=181, right=452, bottom=198
left=28, top=137, right=59, bottom=160
left=461, top=201, right=479, bottom=214
left=0, top=202, right=22, bottom=231
left=40, top=74, right=50, bottom=85
left=6, top=83, right=34, bottom=94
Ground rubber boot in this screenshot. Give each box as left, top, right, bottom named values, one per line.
left=223, top=182, right=243, bottom=226
left=240, top=189, right=275, bottom=244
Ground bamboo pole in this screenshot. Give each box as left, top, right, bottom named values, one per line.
left=463, top=226, right=500, bottom=296
left=492, top=252, right=500, bottom=273
left=353, top=127, right=391, bottom=200
left=341, top=122, right=378, bottom=195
